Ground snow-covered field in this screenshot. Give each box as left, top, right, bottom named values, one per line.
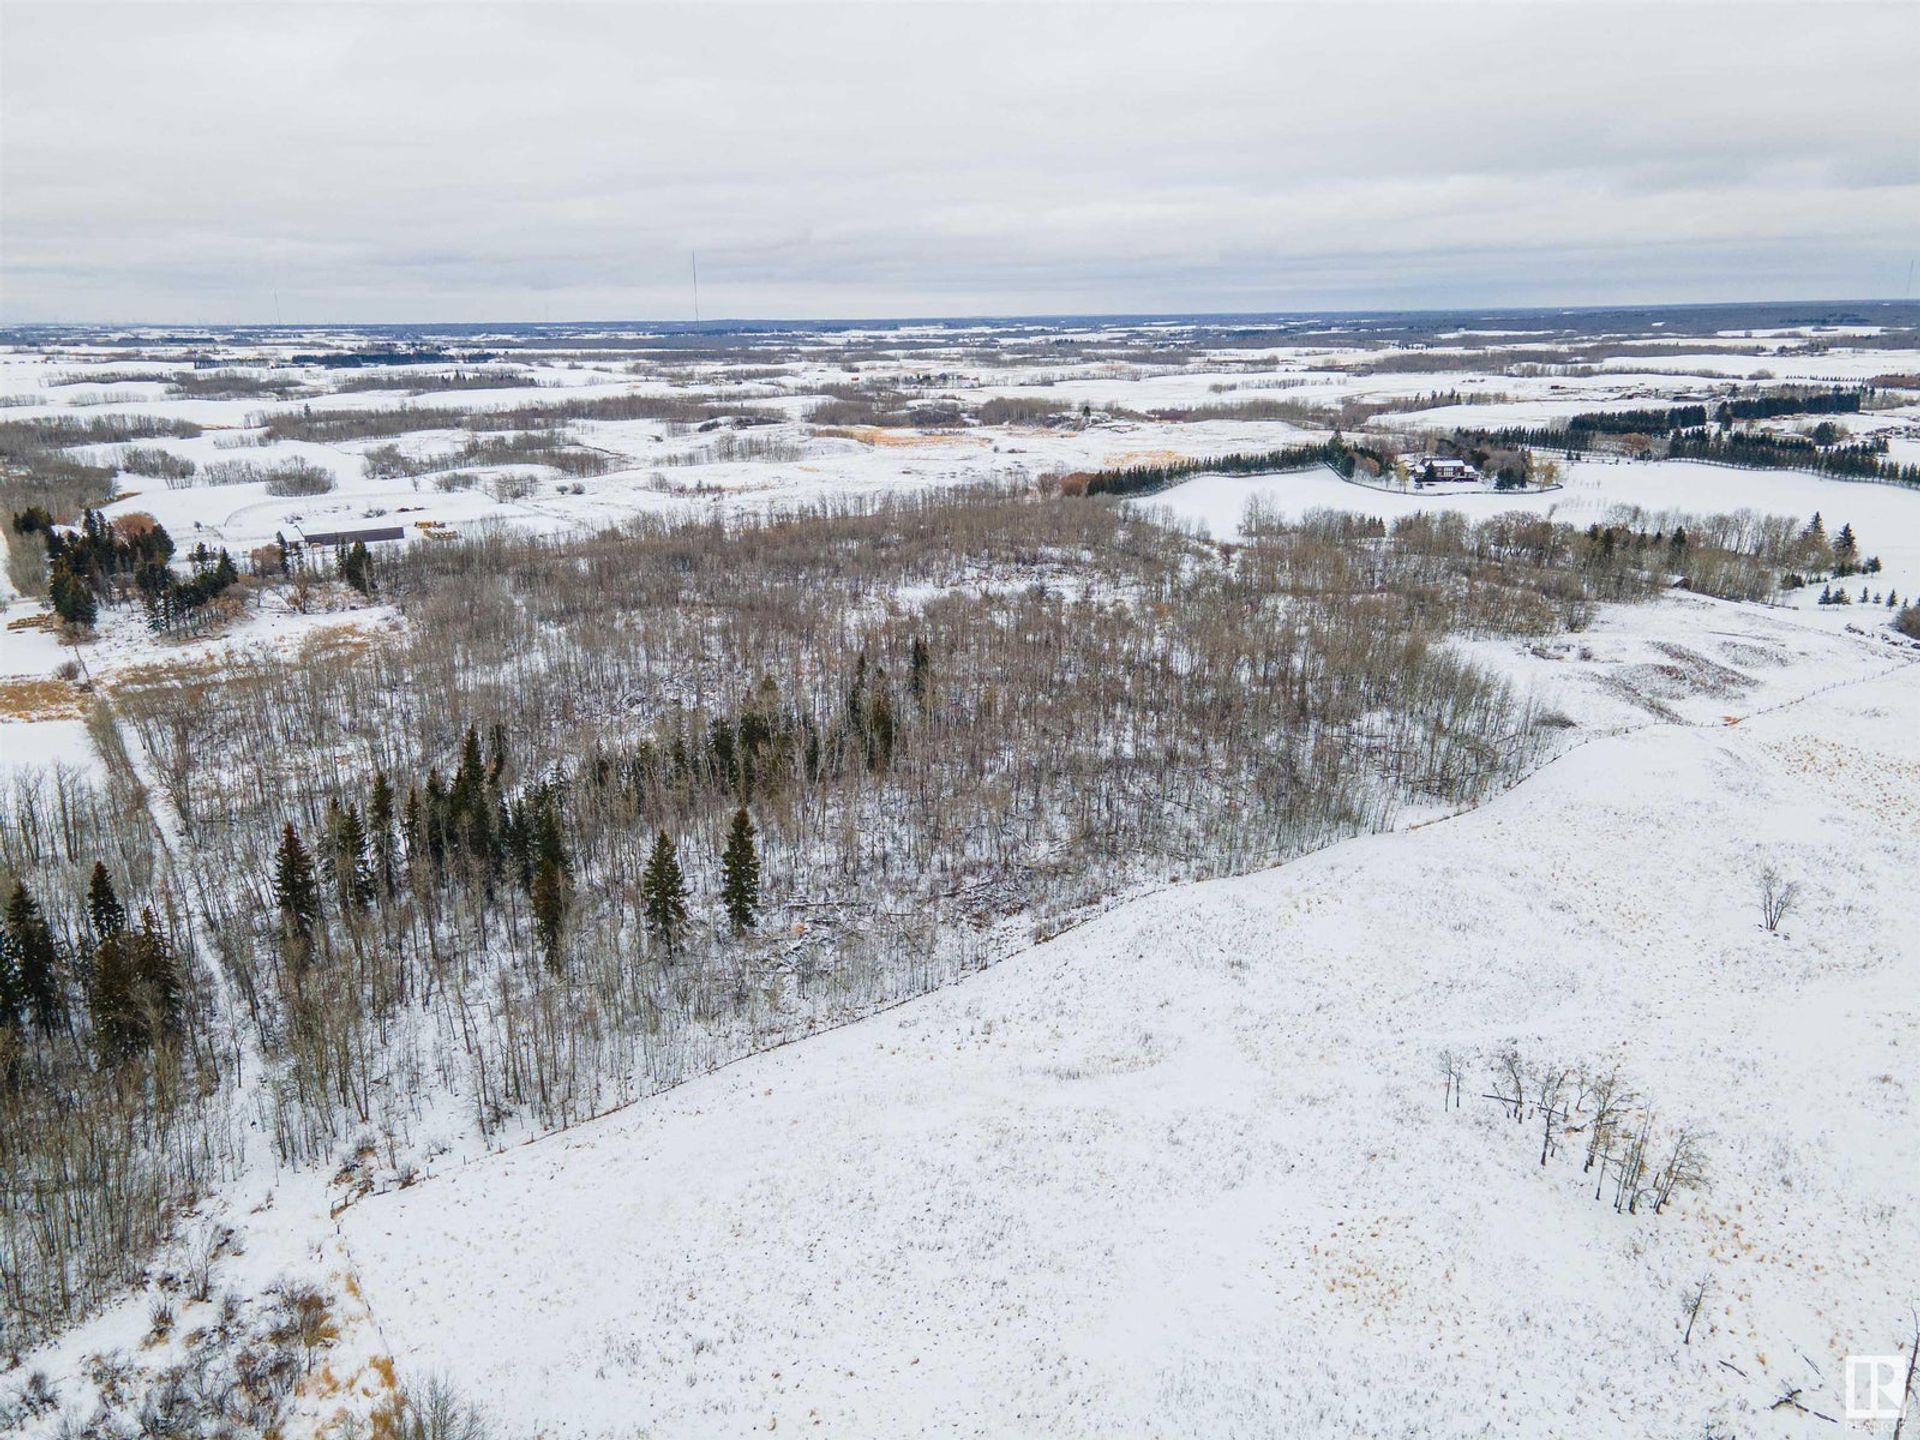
left=1144, top=457, right=1920, bottom=619
left=8, top=313, right=1920, bottom=1437
left=341, top=596, right=1920, bottom=1439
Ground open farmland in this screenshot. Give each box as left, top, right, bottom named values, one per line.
left=3, top=306, right=1920, bottom=1439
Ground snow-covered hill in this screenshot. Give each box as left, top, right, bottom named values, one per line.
left=341, top=613, right=1920, bottom=1439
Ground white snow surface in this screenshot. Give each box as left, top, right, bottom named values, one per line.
left=342, top=603, right=1920, bottom=1440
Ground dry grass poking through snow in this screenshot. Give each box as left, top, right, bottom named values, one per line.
left=813, top=425, right=991, bottom=449
left=0, top=675, right=89, bottom=720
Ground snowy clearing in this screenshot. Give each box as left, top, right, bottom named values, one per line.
left=343, top=624, right=1920, bottom=1439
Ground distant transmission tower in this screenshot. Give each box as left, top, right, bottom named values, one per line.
left=692, top=251, right=701, bottom=323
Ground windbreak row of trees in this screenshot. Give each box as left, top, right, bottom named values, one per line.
left=1567, top=405, right=1710, bottom=435
left=1069, top=439, right=1360, bottom=497
left=1665, top=428, right=1920, bottom=485
left=254, top=390, right=785, bottom=445
left=0, top=485, right=1840, bottom=1351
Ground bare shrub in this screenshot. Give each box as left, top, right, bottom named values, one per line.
left=265, top=1280, right=338, bottom=1372
left=1759, top=865, right=1798, bottom=932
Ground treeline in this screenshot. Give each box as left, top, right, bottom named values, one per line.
left=1715, top=388, right=1863, bottom=423
left=256, top=391, right=783, bottom=445
left=1071, top=439, right=1359, bottom=497
left=364, top=430, right=611, bottom=481
left=1567, top=405, right=1709, bottom=435
left=1666, top=428, right=1920, bottom=486
left=333, top=368, right=527, bottom=395
left=1485, top=389, right=1868, bottom=450
left=0, top=414, right=202, bottom=526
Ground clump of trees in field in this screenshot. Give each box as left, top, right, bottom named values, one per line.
left=14, top=507, right=242, bottom=635
left=1448, top=1047, right=1707, bottom=1217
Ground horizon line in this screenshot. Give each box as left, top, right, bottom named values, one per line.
left=4, top=296, right=1916, bottom=334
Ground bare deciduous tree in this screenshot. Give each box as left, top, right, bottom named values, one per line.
left=1759, top=865, right=1798, bottom=933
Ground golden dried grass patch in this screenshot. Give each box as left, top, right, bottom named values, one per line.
left=1103, top=447, right=1185, bottom=469
left=814, top=425, right=988, bottom=450
left=0, top=676, right=89, bottom=721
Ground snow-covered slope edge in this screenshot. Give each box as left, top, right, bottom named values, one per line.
left=341, top=654, right=1920, bottom=1438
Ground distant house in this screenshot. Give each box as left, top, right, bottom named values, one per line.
left=296, top=525, right=407, bottom=548
left=1416, top=457, right=1481, bottom=485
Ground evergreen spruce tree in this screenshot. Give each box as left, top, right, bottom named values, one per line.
left=423, top=769, right=449, bottom=872
left=642, top=830, right=690, bottom=953
left=341, top=540, right=375, bottom=596
left=48, top=563, right=97, bottom=628
left=448, top=727, right=495, bottom=863
left=0, top=920, right=23, bottom=1038
left=1834, top=523, right=1859, bottom=573
left=402, top=783, right=424, bottom=874
left=91, top=928, right=143, bottom=1062
left=530, top=858, right=567, bottom=974
left=369, top=771, right=397, bottom=894
left=327, top=801, right=373, bottom=909
left=533, top=790, right=567, bottom=868
left=720, top=808, right=760, bottom=935
left=87, top=861, right=127, bottom=940
left=273, top=822, right=321, bottom=940
left=5, top=881, right=63, bottom=1037
left=133, top=907, right=182, bottom=1041
left=909, top=635, right=931, bottom=712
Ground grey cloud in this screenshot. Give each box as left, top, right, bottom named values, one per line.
left=2, top=0, right=1915, bottom=321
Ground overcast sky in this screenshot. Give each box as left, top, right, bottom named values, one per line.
left=2, top=1, right=1916, bottom=323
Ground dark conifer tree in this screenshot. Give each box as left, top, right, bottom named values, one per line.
left=87, top=861, right=127, bottom=940
left=133, top=908, right=182, bottom=1042
left=531, top=859, right=567, bottom=974
left=720, top=808, right=760, bottom=935
left=5, top=881, right=63, bottom=1037
left=340, top=539, right=375, bottom=595
left=642, top=831, right=690, bottom=952
left=369, top=771, right=397, bottom=894
left=91, top=928, right=143, bottom=1062
left=0, top=921, right=23, bottom=1038
left=532, top=790, right=568, bottom=877
left=909, top=635, right=931, bottom=712
left=273, top=823, right=321, bottom=940
left=48, top=562, right=97, bottom=628
left=423, top=769, right=449, bottom=872
left=326, top=801, right=373, bottom=909
left=1834, top=523, right=1859, bottom=573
